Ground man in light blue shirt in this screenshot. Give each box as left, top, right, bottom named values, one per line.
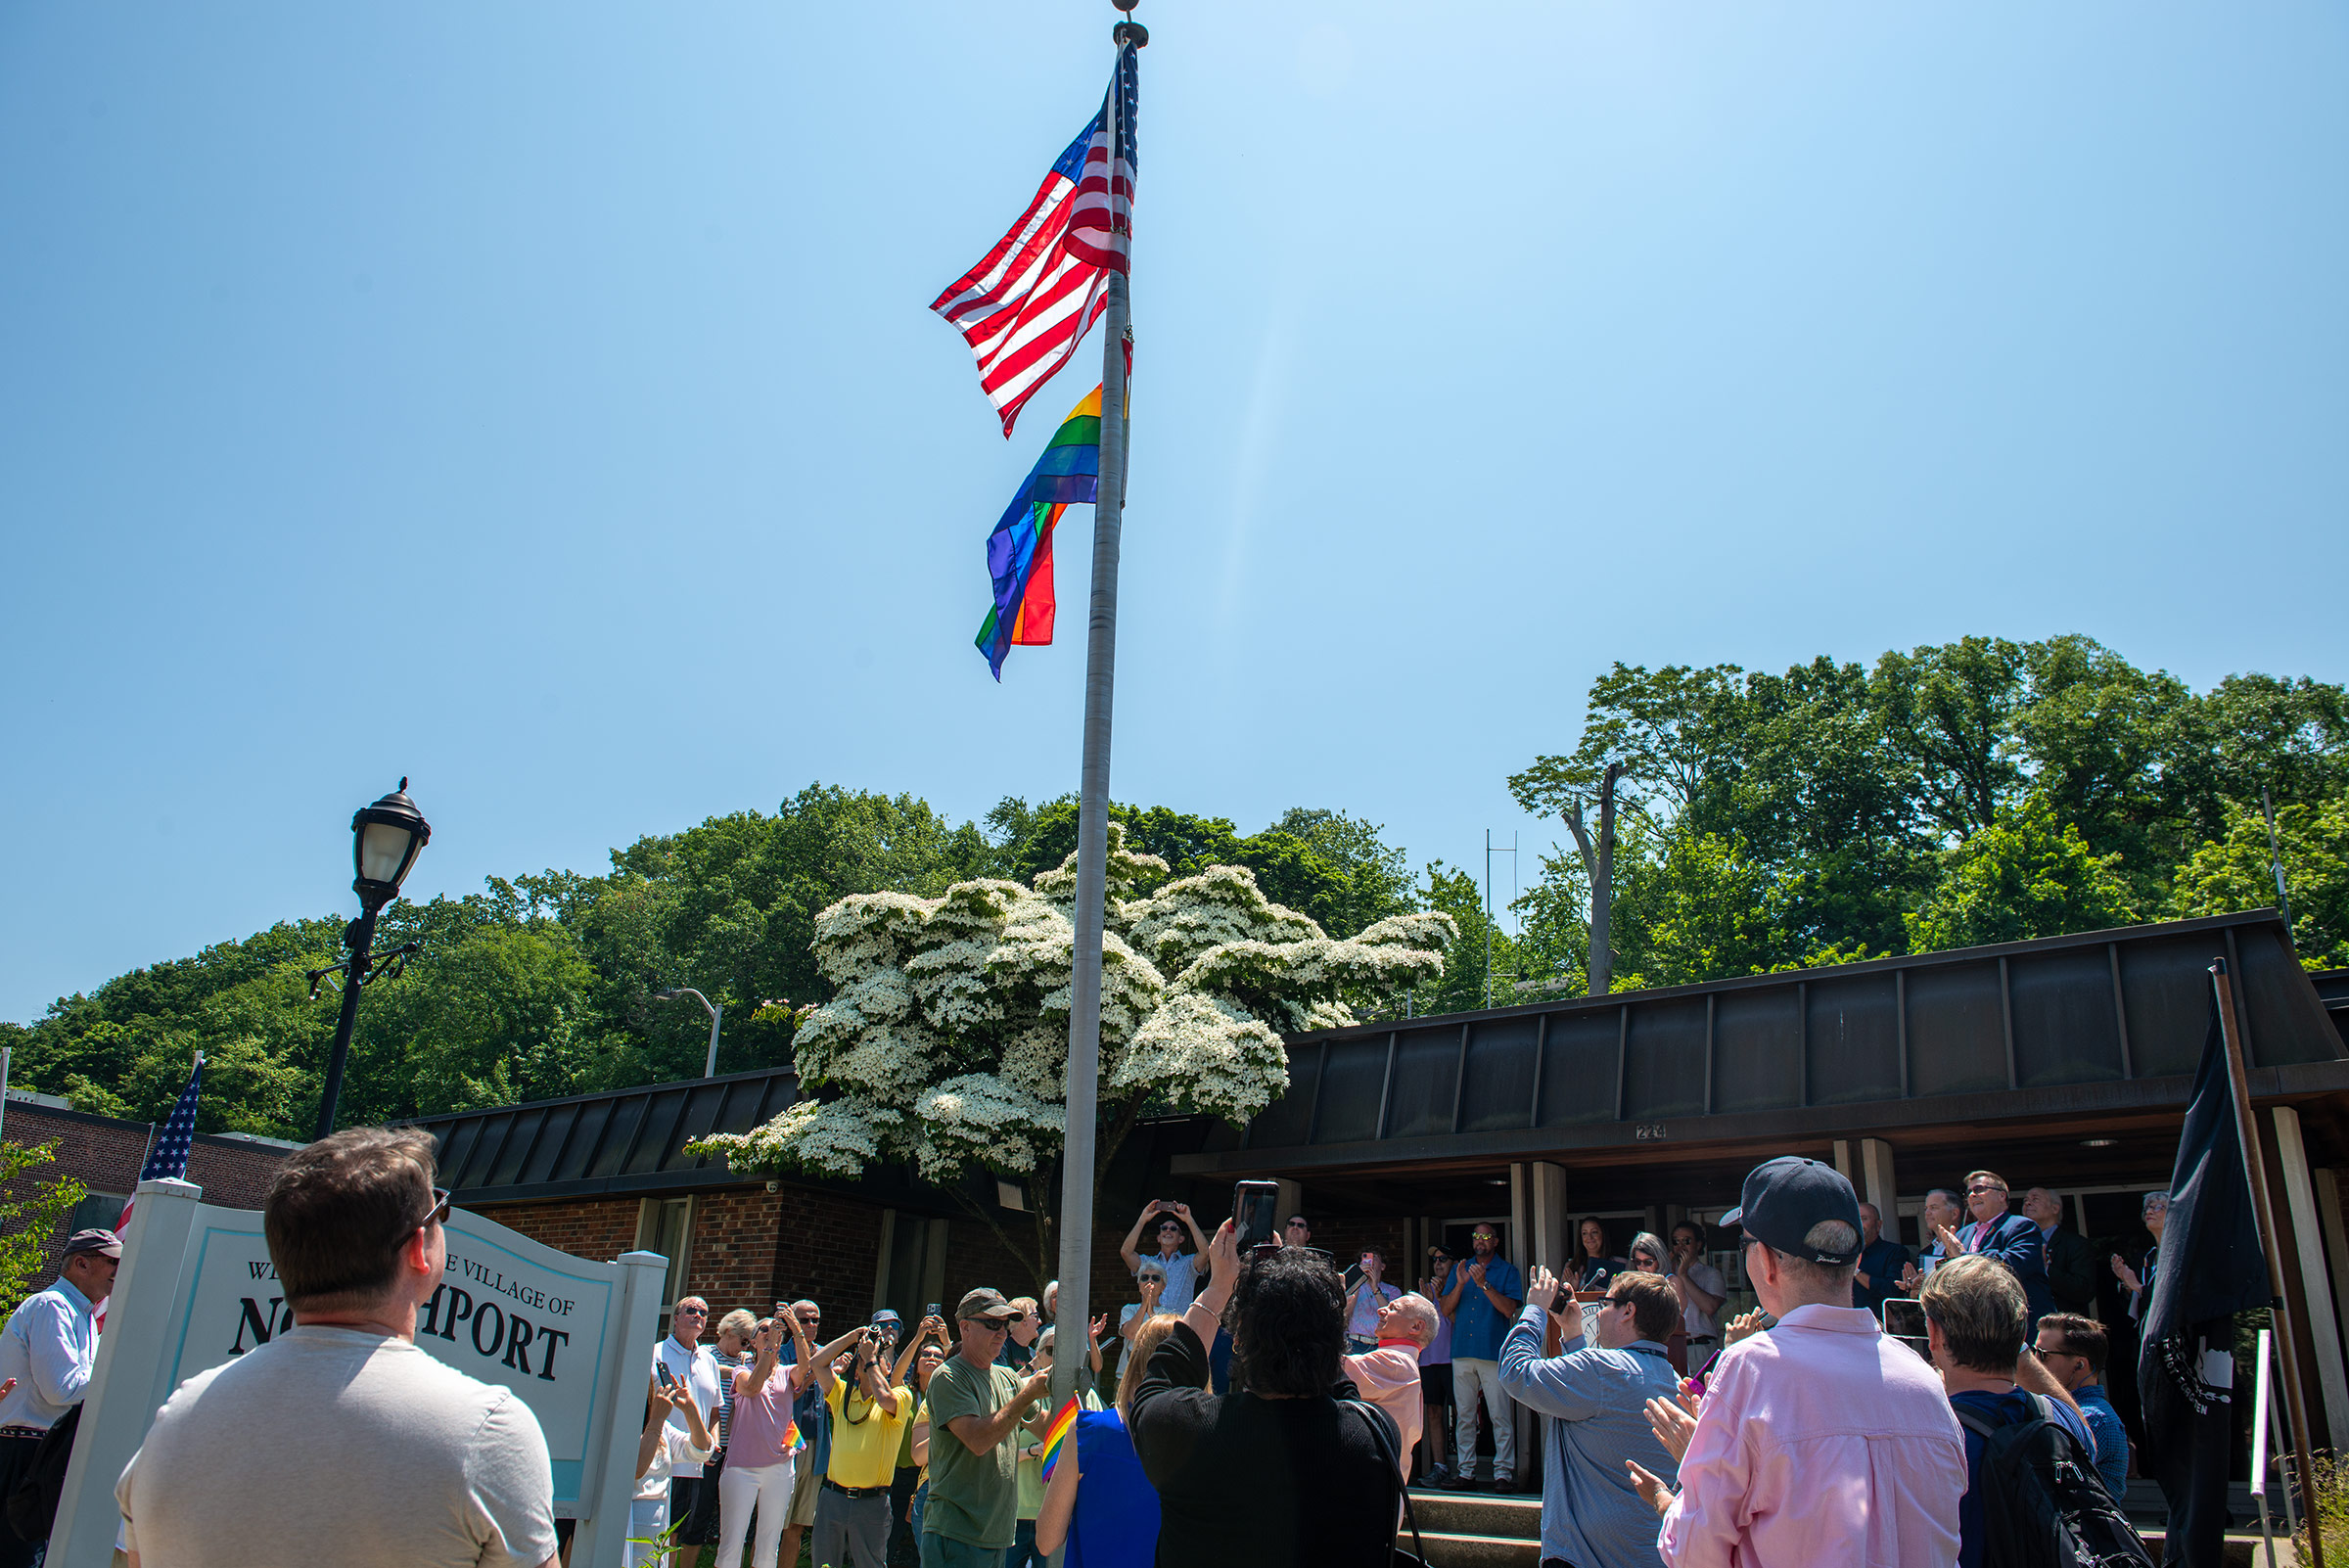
left=0, top=1227, right=118, bottom=1568
left=1499, top=1265, right=1681, bottom=1567
left=1439, top=1223, right=1523, bottom=1490
left=1119, top=1200, right=1210, bottom=1314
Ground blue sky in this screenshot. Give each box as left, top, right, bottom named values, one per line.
left=3, top=3, right=2344, bottom=1022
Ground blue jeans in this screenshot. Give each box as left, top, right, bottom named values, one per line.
left=1007, top=1518, right=1044, bottom=1568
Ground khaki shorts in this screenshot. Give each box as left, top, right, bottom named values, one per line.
left=787, top=1445, right=824, bottom=1528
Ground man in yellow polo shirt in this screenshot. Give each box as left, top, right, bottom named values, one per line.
left=811, top=1311, right=913, bottom=1568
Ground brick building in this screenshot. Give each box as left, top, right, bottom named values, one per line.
left=406, top=1068, right=1262, bottom=1334
left=0, top=1090, right=299, bottom=1282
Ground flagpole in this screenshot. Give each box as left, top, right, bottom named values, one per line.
left=1051, top=17, right=1138, bottom=1417
left=2212, top=959, right=2326, bottom=1568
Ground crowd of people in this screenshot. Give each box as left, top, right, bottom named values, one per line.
left=0, top=1127, right=2183, bottom=1568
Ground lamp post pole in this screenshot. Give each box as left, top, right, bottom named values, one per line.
left=313, top=905, right=381, bottom=1141
left=657, top=989, right=724, bottom=1078
left=309, top=780, right=432, bottom=1142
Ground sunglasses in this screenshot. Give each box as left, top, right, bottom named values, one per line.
left=969, top=1318, right=1011, bottom=1336
left=1966, top=1184, right=2006, bottom=1196
left=1139, top=1273, right=1165, bottom=1284
left=398, top=1187, right=452, bottom=1242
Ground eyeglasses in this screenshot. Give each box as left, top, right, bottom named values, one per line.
left=1472, top=1232, right=1497, bottom=1242
left=676, top=1305, right=708, bottom=1317
left=1138, top=1274, right=1165, bottom=1284
left=970, top=1319, right=1011, bottom=1336
left=1966, top=1184, right=2006, bottom=1196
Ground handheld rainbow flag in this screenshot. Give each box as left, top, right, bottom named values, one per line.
left=1036, top=1395, right=1080, bottom=1479
left=976, top=386, right=1101, bottom=678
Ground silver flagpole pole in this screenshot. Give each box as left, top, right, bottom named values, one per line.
left=1052, top=22, right=1137, bottom=1417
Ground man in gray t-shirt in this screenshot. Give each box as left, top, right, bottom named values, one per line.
left=116, top=1129, right=556, bottom=1568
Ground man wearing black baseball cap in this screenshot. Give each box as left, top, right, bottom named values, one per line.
left=1627, top=1156, right=1966, bottom=1568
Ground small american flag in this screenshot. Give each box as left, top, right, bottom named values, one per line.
left=97, top=1057, right=202, bottom=1324
left=933, top=43, right=1137, bottom=437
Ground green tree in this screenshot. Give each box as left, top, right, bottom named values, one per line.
left=1905, top=794, right=2140, bottom=952
left=1868, top=636, right=2032, bottom=838
left=2169, top=795, right=2349, bottom=968
left=1, top=1142, right=86, bottom=1316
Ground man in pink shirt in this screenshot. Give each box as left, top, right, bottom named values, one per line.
left=1340, top=1293, right=1436, bottom=1478
left=1632, top=1156, right=1966, bottom=1567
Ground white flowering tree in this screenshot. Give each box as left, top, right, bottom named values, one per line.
left=688, top=825, right=1452, bottom=1286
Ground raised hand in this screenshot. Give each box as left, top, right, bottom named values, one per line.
left=1088, top=1313, right=1109, bottom=1346
left=1171, top=1202, right=1191, bottom=1220
left=1626, top=1459, right=1677, bottom=1518
left=1724, top=1309, right=1767, bottom=1346
left=1527, top=1265, right=1561, bottom=1303
left=1932, top=1220, right=1962, bottom=1255
left=1643, top=1393, right=1698, bottom=1462
left=1898, top=1262, right=1924, bottom=1295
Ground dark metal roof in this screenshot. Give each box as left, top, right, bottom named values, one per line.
left=411, top=1067, right=800, bottom=1203
left=2314, top=968, right=2349, bottom=1049
left=1174, top=909, right=2347, bottom=1181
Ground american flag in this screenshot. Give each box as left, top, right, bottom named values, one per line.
left=933, top=43, right=1136, bottom=437
left=116, top=1056, right=205, bottom=1232
left=96, top=1056, right=202, bottom=1324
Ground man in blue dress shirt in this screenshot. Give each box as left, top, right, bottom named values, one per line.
left=1499, top=1265, right=1681, bottom=1567
left=1439, top=1223, right=1524, bottom=1491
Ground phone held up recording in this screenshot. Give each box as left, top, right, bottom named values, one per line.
left=1880, top=1297, right=1928, bottom=1360
left=1233, top=1179, right=1281, bottom=1257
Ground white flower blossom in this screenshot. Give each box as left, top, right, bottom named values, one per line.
left=686, top=843, right=1452, bottom=1187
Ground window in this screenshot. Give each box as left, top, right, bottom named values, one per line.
left=69, top=1192, right=129, bottom=1237
left=636, top=1197, right=694, bottom=1308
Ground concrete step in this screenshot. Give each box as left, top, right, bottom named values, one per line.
left=1404, top=1489, right=1542, bottom=1540
left=1396, top=1527, right=1542, bottom=1568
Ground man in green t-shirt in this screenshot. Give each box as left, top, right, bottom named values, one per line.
left=920, top=1289, right=1052, bottom=1568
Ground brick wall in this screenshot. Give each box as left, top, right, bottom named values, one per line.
left=482, top=1195, right=642, bottom=1266
left=0, top=1100, right=293, bottom=1280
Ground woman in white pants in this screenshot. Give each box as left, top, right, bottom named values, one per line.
left=719, top=1313, right=858, bottom=1568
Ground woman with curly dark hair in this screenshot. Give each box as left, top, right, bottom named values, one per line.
left=1130, top=1222, right=1405, bottom=1566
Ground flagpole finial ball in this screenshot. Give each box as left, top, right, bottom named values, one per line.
left=1113, top=20, right=1147, bottom=47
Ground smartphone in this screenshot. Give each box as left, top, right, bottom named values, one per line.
left=653, top=1360, right=677, bottom=1390
left=925, top=1302, right=942, bottom=1321
left=1233, top=1179, right=1281, bottom=1252
left=1881, top=1297, right=1927, bottom=1357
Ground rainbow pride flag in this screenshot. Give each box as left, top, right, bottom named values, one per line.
left=976, top=387, right=1101, bottom=678
left=1036, top=1395, right=1080, bottom=1479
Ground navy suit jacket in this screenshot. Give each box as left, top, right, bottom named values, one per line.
left=1961, top=1212, right=2055, bottom=1323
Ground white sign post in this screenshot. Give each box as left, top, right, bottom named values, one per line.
left=50, top=1176, right=668, bottom=1567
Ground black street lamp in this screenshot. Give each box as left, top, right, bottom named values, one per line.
left=307, top=779, right=432, bottom=1140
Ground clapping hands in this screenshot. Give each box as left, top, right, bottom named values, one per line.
left=1643, top=1391, right=1700, bottom=1461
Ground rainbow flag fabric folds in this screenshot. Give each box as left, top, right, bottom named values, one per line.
left=1036, top=1395, right=1080, bottom=1479
left=976, top=386, right=1101, bottom=678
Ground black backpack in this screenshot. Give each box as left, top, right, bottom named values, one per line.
left=1950, top=1392, right=2154, bottom=1568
